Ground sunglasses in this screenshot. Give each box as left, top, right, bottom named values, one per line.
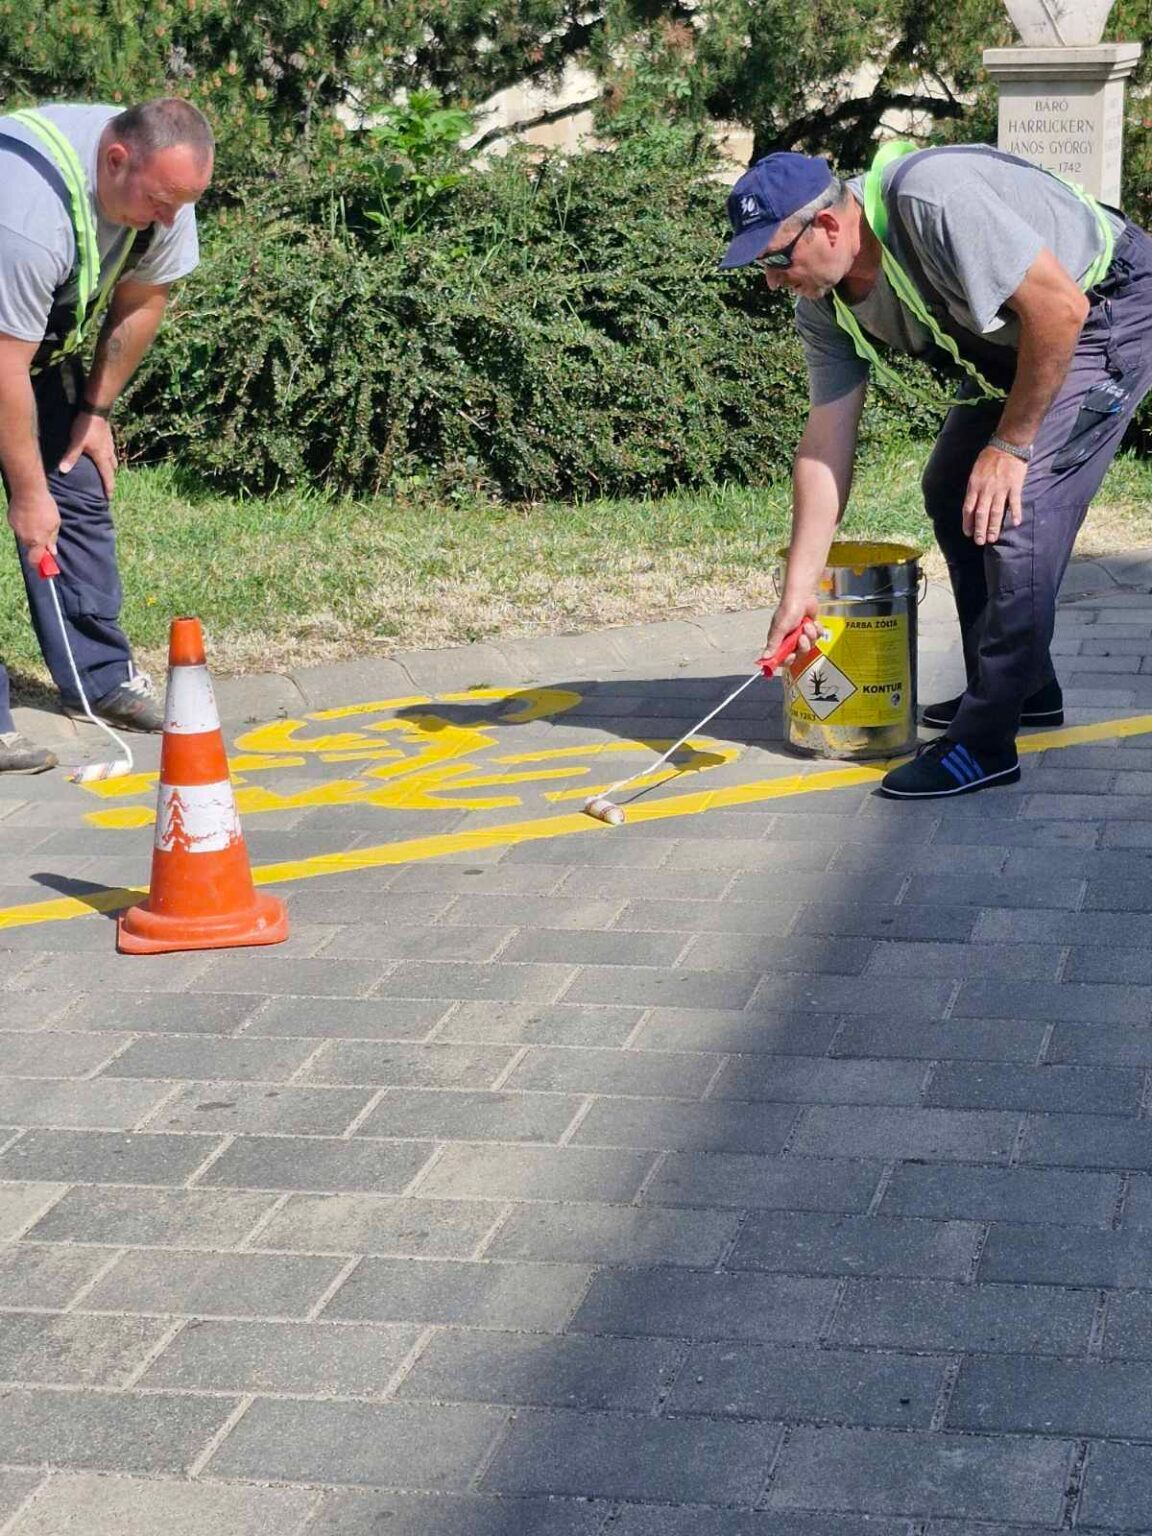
left=757, top=217, right=816, bottom=270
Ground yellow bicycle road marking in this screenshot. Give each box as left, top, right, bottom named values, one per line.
left=0, top=710, right=1147, bottom=934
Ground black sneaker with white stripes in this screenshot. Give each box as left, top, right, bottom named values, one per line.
left=921, top=679, right=1063, bottom=730
left=880, top=737, right=1020, bottom=799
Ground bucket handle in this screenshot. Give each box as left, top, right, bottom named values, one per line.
left=771, top=563, right=927, bottom=605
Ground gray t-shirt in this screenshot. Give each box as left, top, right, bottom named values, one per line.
left=796, top=147, right=1122, bottom=405
left=0, top=103, right=199, bottom=345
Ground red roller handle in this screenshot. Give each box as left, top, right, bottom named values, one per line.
left=757, top=623, right=809, bottom=679
left=37, top=551, right=60, bottom=579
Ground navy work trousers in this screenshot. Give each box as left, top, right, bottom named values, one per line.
left=922, top=220, right=1152, bottom=750
left=0, top=362, right=132, bottom=732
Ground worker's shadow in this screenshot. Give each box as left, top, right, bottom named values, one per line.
left=394, top=669, right=792, bottom=758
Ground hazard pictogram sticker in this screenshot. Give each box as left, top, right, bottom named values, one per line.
left=793, top=654, right=858, bottom=720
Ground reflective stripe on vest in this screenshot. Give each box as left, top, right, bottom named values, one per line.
left=2, top=109, right=141, bottom=372
left=831, top=140, right=1118, bottom=411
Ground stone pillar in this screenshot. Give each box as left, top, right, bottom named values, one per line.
left=982, top=44, right=1143, bottom=204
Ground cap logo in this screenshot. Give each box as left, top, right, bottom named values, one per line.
left=738, top=194, right=762, bottom=224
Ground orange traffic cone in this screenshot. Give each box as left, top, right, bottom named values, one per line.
left=117, top=618, right=288, bottom=955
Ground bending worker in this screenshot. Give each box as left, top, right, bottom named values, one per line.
left=722, top=142, right=1152, bottom=798
left=0, top=99, right=213, bottom=774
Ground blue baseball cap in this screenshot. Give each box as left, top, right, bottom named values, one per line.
left=720, top=153, right=834, bottom=270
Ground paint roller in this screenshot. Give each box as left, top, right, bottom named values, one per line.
left=37, top=550, right=135, bottom=784
left=582, top=621, right=811, bottom=825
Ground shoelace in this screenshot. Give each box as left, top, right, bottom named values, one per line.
left=121, top=670, right=155, bottom=699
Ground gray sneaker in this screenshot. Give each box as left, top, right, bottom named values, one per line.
left=0, top=730, right=57, bottom=774
left=85, top=668, right=164, bottom=734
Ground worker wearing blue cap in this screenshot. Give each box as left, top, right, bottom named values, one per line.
left=723, top=145, right=1152, bottom=798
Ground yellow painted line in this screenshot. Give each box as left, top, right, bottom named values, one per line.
left=3, top=711, right=1151, bottom=935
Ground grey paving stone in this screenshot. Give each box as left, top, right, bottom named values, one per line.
left=284, top=889, right=452, bottom=926
left=557, top=867, right=731, bottom=900
left=0, top=1245, right=114, bottom=1308
left=1079, top=1441, right=1152, bottom=1530
left=206, top=1396, right=507, bottom=1487
left=443, top=894, right=626, bottom=930
left=980, top=1223, right=1152, bottom=1288
left=0, top=1311, right=171, bottom=1386
left=0, top=1079, right=175, bottom=1130
left=0, top=1470, right=42, bottom=1526
left=1021, top=1113, right=1152, bottom=1170
left=0, top=1032, right=128, bottom=1077
left=398, top=1330, right=680, bottom=1410
left=562, top=966, right=761, bottom=1011
left=830, top=1278, right=1095, bottom=1354
left=0, top=993, right=74, bottom=1030
left=499, top=929, right=688, bottom=968
left=608, top=1511, right=908, bottom=1536
left=750, top=976, right=954, bottom=1017
left=481, top=1408, right=781, bottom=1503
left=1085, top=874, right=1152, bottom=910
left=433, top=1002, right=642, bottom=1047
left=926, top=1062, right=1142, bottom=1115
left=254, top=1194, right=494, bottom=1258
left=195, top=955, right=390, bottom=998
left=322, top=1257, right=589, bottom=1330
left=138, top=1074, right=375, bottom=1134
left=678, top=935, right=875, bottom=976
left=0, top=1182, right=66, bottom=1241
left=1066, top=946, right=1152, bottom=984
left=0, top=1388, right=235, bottom=1474
left=766, top=1426, right=1071, bottom=1523
left=98, top=1035, right=319, bottom=1082
left=573, top=1098, right=798, bottom=1155
left=614, top=898, right=796, bottom=936
left=973, top=907, right=1152, bottom=946
left=712, top=1056, right=927, bottom=1106
left=950, top=1355, right=1152, bottom=1438
left=4, top=1473, right=315, bottom=1535
left=868, top=941, right=1062, bottom=980
left=632, top=1009, right=841, bottom=1056
left=572, top=1269, right=837, bottom=1343
left=247, top=997, right=451, bottom=1041
left=953, top=979, right=1152, bottom=1024
left=929, top=817, right=1097, bottom=848
left=302, top=1489, right=606, bottom=1536
left=807, top=901, right=980, bottom=945
left=25, top=1185, right=277, bottom=1249
left=0, top=1130, right=220, bottom=1186
left=300, top=1042, right=518, bottom=1089
left=790, top=1106, right=1018, bottom=1163
left=198, top=1135, right=436, bottom=1194
left=728, top=1212, right=980, bottom=1280
left=1115, top=1175, right=1152, bottom=1229
left=645, top=1153, right=882, bottom=1213
left=375, top=961, right=574, bottom=1004
left=880, top=1163, right=1119, bottom=1226
left=487, top=1202, right=739, bottom=1268
left=142, top=1317, right=421, bottom=1395
left=41, top=992, right=261, bottom=1034
left=83, top=1249, right=347, bottom=1317
left=668, top=1341, right=944, bottom=1427
left=392, top=863, right=563, bottom=895
left=1103, top=1292, right=1152, bottom=1359
left=505, top=1046, right=719, bottom=1099
left=413, top=1144, right=653, bottom=1203
left=900, top=874, right=1085, bottom=909
left=726, top=871, right=907, bottom=907
left=501, top=838, right=673, bottom=869
left=324, top=925, right=515, bottom=963
left=659, top=839, right=834, bottom=873
left=356, top=1088, right=581, bottom=1143
left=14, top=953, right=213, bottom=994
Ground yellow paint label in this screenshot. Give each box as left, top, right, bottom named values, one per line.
left=786, top=613, right=910, bottom=728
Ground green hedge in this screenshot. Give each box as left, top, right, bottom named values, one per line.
left=121, top=130, right=951, bottom=499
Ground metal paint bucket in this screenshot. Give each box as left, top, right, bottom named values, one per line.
left=777, top=540, right=922, bottom=760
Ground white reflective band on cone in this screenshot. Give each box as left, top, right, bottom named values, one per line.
left=163, top=665, right=221, bottom=735
left=155, top=781, right=242, bottom=852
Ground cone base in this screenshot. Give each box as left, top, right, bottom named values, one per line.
left=117, top=893, right=289, bottom=956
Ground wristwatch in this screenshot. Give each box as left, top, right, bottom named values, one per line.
left=81, top=400, right=113, bottom=419
left=987, top=433, right=1033, bottom=463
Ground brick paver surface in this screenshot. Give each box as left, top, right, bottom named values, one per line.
left=2, top=561, right=1152, bottom=1532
